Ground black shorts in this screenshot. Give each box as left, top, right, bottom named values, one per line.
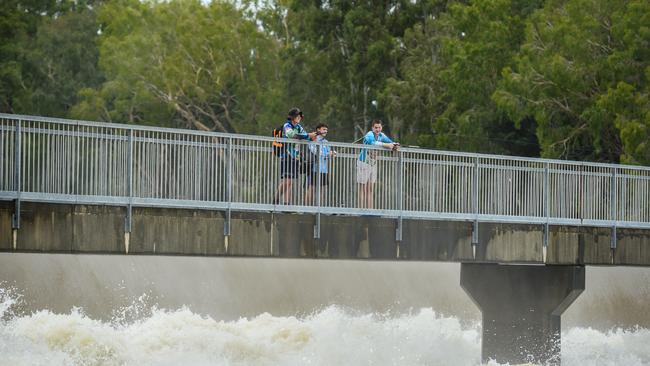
left=307, top=172, right=329, bottom=186
left=280, top=158, right=299, bottom=179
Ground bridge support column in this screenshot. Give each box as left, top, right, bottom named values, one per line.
left=460, top=263, right=584, bottom=365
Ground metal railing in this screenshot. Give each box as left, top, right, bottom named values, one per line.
left=1, top=113, right=649, bottom=231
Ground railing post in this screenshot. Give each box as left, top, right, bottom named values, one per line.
left=124, top=129, right=133, bottom=253
left=12, top=119, right=21, bottom=250
left=314, top=143, right=321, bottom=239
left=543, top=162, right=550, bottom=262
left=224, top=137, right=232, bottom=237
left=611, top=168, right=617, bottom=251
left=472, top=156, right=479, bottom=258
left=396, top=150, right=403, bottom=242
left=578, top=163, right=584, bottom=222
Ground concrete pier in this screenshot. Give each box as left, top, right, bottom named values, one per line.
left=460, top=263, right=585, bottom=365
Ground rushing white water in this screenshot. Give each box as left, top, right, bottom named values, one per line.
left=2, top=254, right=650, bottom=366
left=1, top=286, right=649, bottom=366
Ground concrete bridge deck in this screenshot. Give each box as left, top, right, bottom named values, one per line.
left=2, top=202, right=649, bottom=265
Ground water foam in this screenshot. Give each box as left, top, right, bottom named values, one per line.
left=0, top=289, right=648, bottom=366
left=563, top=326, right=650, bottom=365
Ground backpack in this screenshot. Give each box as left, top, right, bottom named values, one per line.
left=272, top=124, right=286, bottom=156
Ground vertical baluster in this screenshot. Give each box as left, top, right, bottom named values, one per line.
left=225, top=137, right=232, bottom=236
left=611, top=168, right=617, bottom=249
left=12, top=119, right=22, bottom=230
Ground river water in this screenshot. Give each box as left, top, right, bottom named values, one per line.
left=1, top=253, right=649, bottom=365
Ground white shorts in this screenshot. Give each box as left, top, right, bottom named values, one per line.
left=356, top=159, right=377, bottom=184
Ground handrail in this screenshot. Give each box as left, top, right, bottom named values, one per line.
left=0, top=113, right=649, bottom=230
left=2, top=112, right=649, bottom=171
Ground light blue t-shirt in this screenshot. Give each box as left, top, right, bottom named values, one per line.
left=308, top=136, right=331, bottom=173
left=358, top=131, right=393, bottom=162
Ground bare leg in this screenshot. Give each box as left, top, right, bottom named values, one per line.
left=366, top=182, right=374, bottom=209
left=305, top=185, right=313, bottom=206
left=319, top=187, right=327, bottom=206
left=358, top=183, right=366, bottom=209
left=275, top=178, right=293, bottom=204
left=274, top=181, right=284, bottom=204
left=283, top=179, right=293, bottom=204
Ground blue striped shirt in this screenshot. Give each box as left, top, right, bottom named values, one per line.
left=281, top=121, right=309, bottom=159
left=308, top=136, right=332, bottom=173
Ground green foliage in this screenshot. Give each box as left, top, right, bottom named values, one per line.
left=494, top=0, right=650, bottom=162
left=25, top=8, right=103, bottom=117
left=383, top=0, right=543, bottom=155
left=73, top=0, right=284, bottom=132
left=0, top=0, right=45, bottom=113
left=596, top=78, right=650, bottom=165
left=258, top=0, right=445, bottom=141
left=1, top=0, right=649, bottom=165
left=0, top=0, right=102, bottom=115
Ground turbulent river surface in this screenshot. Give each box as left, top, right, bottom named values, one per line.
left=1, top=253, right=650, bottom=366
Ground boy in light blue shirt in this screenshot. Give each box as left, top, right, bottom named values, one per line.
left=305, top=123, right=336, bottom=205
left=356, top=119, right=399, bottom=209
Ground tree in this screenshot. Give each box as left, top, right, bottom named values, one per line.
left=0, top=0, right=46, bottom=113
left=494, top=0, right=650, bottom=163
left=24, top=5, right=103, bottom=117
left=256, top=0, right=445, bottom=141
left=382, top=0, right=542, bottom=155
left=72, top=0, right=284, bottom=133
left=596, top=76, right=650, bottom=165
left=0, top=0, right=102, bottom=116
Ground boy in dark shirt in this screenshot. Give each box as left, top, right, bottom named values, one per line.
left=274, top=107, right=316, bottom=205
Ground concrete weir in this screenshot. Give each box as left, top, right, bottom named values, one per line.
left=461, top=263, right=585, bottom=365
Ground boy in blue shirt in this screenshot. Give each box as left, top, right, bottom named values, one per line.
left=274, top=107, right=317, bottom=205
left=357, top=119, right=399, bottom=209
left=305, top=123, right=336, bottom=205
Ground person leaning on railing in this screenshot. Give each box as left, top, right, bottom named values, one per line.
left=357, top=119, right=399, bottom=209
left=274, top=107, right=317, bottom=205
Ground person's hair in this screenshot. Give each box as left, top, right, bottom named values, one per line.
left=287, top=107, right=303, bottom=119
left=371, top=119, right=383, bottom=127
left=315, top=123, right=328, bottom=130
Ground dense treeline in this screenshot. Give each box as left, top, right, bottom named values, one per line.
left=1, top=0, right=648, bottom=164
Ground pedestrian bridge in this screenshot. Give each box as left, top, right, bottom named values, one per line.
left=1, top=113, right=648, bottom=263
left=1, top=113, right=650, bottom=365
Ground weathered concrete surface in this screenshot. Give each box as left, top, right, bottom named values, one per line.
left=476, top=223, right=543, bottom=262
left=1, top=202, right=650, bottom=265
left=615, top=229, right=650, bottom=265
left=400, top=220, right=473, bottom=261
left=276, top=213, right=314, bottom=257
left=20, top=203, right=73, bottom=252
left=546, top=226, right=612, bottom=265
left=0, top=201, right=12, bottom=250
left=544, top=226, right=650, bottom=265
left=228, top=212, right=277, bottom=256
left=71, top=205, right=124, bottom=253
left=130, top=208, right=225, bottom=255
left=2, top=202, right=124, bottom=253
left=461, top=263, right=585, bottom=365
